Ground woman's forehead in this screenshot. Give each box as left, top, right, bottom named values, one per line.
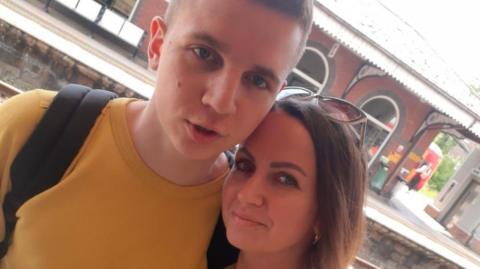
left=247, top=111, right=314, bottom=159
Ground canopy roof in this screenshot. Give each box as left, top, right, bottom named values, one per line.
left=313, top=0, right=480, bottom=138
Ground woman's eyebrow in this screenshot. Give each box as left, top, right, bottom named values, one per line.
left=270, top=162, right=307, bottom=177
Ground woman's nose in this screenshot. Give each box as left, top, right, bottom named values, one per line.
left=236, top=174, right=265, bottom=207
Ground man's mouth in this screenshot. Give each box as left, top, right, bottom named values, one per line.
left=185, top=120, right=222, bottom=144
left=193, top=124, right=218, bottom=136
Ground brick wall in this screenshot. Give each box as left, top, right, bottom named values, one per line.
left=359, top=219, right=461, bottom=269
left=131, top=0, right=169, bottom=58
left=469, top=237, right=480, bottom=255
left=307, top=26, right=435, bottom=179
left=0, top=20, right=141, bottom=98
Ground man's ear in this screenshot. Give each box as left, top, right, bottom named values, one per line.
left=148, top=16, right=167, bottom=70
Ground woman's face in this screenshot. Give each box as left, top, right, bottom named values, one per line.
left=222, top=110, right=318, bottom=254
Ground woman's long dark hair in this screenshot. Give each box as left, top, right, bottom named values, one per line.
left=274, top=98, right=367, bottom=269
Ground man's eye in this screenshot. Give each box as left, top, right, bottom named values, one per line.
left=234, top=159, right=255, bottom=173
left=193, top=47, right=215, bottom=62
left=245, top=73, right=268, bottom=89
left=276, top=173, right=298, bottom=188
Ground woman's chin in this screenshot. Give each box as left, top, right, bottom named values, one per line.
left=226, top=230, right=266, bottom=252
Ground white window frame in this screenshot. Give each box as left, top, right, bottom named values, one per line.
left=128, top=0, right=141, bottom=21
left=361, top=95, right=400, bottom=167
left=291, top=47, right=329, bottom=93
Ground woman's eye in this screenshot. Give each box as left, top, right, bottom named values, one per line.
left=245, top=73, right=268, bottom=89
left=234, top=159, right=255, bottom=173
left=277, top=173, right=298, bottom=188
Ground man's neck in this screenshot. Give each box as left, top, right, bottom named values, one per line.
left=126, top=100, right=228, bottom=186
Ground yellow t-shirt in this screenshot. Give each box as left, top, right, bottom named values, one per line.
left=0, top=90, right=226, bottom=269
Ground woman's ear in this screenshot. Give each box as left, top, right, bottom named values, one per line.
left=147, top=16, right=167, bottom=70
left=312, top=220, right=321, bottom=245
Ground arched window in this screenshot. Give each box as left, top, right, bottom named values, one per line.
left=287, top=47, right=329, bottom=93
left=361, top=96, right=399, bottom=166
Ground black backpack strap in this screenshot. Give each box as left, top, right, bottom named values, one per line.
left=207, top=150, right=239, bottom=269
left=0, top=84, right=117, bottom=257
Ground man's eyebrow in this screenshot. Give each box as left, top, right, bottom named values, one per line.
left=271, top=162, right=307, bottom=177
left=252, top=65, right=281, bottom=85
left=191, top=32, right=229, bottom=53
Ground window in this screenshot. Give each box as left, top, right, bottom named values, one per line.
left=361, top=96, right=399, bottom=166
left=287, top=47, right=329, bottom=93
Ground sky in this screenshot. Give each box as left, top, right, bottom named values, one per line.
left=380, top=0, right=480, bottom=87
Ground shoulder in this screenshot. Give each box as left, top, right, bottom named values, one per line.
left=0, top=89, right=56, bottom=146
left=0, top=89, right=55, bottom=128
left=0, top=90, right=56, bottom=184
left=1, top=89, right=55, bottom=107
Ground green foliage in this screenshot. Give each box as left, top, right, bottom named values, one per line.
left=433, top=133, right=456, bottom=155
left=472, top=85, right=480, bottom=95
left=419, top=185, right=438, bottom=199
left=427, top=155, right=459, bottom=192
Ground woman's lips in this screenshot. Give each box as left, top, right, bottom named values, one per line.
left=232, top=211, right=266, bottom=228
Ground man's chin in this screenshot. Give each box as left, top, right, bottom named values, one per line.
left=177, top=143, right=225, bottom=161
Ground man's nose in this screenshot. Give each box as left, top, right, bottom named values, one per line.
left=237, top=174, right=264, bottom=207
left=201, top=70, right=240, bottom=115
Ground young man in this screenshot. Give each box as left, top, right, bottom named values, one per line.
left=0, top=0, right=313, bottom=268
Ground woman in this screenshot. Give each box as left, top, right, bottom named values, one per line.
left=408, top=161, right=432, bottom=191
left=222, top=89, right=367, bottom=269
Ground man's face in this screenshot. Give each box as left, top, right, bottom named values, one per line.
left=148, top=0, right=303, bottom=160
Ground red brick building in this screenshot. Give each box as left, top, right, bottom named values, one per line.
left=128, top=0, right=480, bottom=194
left=4, top=0, right=480, bottom=195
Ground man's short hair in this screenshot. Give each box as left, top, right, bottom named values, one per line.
left=164, top=0, right=314, bottom=61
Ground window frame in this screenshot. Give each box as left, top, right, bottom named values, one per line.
left=290, top=46, right=329, bottom=93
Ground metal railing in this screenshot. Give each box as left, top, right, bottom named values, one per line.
left=0, top=81, right=22, bottom=102
left=353, top=257, right=381, bottom=269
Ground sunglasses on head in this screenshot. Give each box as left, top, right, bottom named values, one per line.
left=276, top=86, right=368, bottom=149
